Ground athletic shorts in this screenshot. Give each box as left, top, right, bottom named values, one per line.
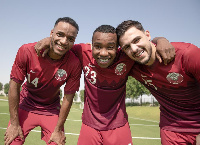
left=160, top=128, right=199, bottom=145
left=77, top=122, right=133, bottom=145
left=7, top=108, right=61, bottom=145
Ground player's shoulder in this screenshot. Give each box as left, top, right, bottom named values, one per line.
left=21, top=42, right=37, bottom=48
left=73, top=43, right=91, bottom=50
left=71, top=43, right=92, bottom=58
left=171, top=42, right=199, bottom=58
left=68, top=49, right=79, bottom=59
left=117, top=49, right=133, bottom=62
left=17, top=42, right=37, bottom=55
left=67, top=50, right=81, bottom=64
left=171, top=42, right=198, bottom=50
left=19, top=42, right=37, bottom=51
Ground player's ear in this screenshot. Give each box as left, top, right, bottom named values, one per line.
left=50, top=29, right=53, bottom=37
left=145, top=30, right=151, bottom=41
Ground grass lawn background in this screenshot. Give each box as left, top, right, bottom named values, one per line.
left=0, top=96, right=161, bottom=145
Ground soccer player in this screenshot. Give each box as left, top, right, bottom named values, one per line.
left=34, top=25, right=174, bottom=145
left=116, top=20, right=200, bottom=145
left=4, top=17, right=82, bottom=145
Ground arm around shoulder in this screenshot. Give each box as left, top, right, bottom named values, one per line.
left=152, top=37, right=175, bottom=65
left=182, top=43, right=200, bottom=82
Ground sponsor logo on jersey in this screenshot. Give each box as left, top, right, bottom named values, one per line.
left=30, top=70, right=36, bottom=73
left=55, top=69, right=67, bottom=81
left=166, top=72, right=183, bottom=84
left=115, top=63, right=126, bottom=75
left=141, top=74, right=157, bottom=90
left=88, top=63, right=95, bottom=67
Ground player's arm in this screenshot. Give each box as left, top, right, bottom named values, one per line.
left=196, top=134, right=200, bottom=145
left=188, top=44, right=200, bottom=144
left=34, top=37, right=84, bottom=62
left=4, top=79, right=24, bottom=145
left=48, top=93, right=75, bottom=145
left=34, top=37, right=51, bottom=57
left=152, top=37, right=175, bottom=65
left=182, top=43, right=200, bottom=82
left=49, top=54, right=82, bottom=144
left=34, top=37, right=83, bottom=57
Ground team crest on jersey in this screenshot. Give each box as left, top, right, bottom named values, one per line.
left=166, top=72, right=183, bottom=84
left=55, top=69, right=67, bottom=81
left=115, top=63, right=126, bottom=75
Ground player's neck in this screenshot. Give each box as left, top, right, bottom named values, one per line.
left=145, top=42, right=156, bottom=66
left=47, top=50, right=62, bottom=61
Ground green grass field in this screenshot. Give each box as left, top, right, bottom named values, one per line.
left=0, top=96, right=161, bottom=145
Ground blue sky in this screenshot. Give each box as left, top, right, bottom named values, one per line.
left=0, top=0, right=200, bottom=91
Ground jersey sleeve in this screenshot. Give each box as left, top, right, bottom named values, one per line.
left=10, top=45, right=29, bottom=84
left=64, top=55, right=82, bottom=94
left=71, top=43, right=91, bottom=64
left=71, top=44, right=83, bottom=58
left=182, top=43, right=200, bottom=82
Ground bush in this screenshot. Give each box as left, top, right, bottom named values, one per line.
left=126, top=102, right=140, bottom=107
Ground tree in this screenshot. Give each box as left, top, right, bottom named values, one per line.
left=4, top=83, right=9, bottom=96
left=73, top=93, right=78, bottom=102
left=0, top=82, right=3, bottom=91
left=79, top=90, right=85, bottom=102
left=59, top=89, right=63, bottom=99
left=126, top=76, right=150, bottom=105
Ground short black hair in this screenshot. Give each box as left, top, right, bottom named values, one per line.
left=54, top=17, right=79, bottom=32
left=93, top=25, right=116, bottom=34
left=116, top=20, right=145, bottom=41
left=92, top=25, right=117, bottom=42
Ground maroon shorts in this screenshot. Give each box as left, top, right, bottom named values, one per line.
left=77, top=122, right=133, bottom=145
left=8, top=108, right=60, bottom=145
left=160, top=128, right=199, bottom=145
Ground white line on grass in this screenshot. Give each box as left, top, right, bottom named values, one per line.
left=0, top=99, right=8, bottom=101
left=65, top=133, right=80, bottom=136
left=0, top=127, right=7, bottom=130
left=129, top=117, right=159, bottom=123
left=66, top=119, right=82, bottom=122
left=129, top=124, right=158, bottom=126
left=132, top=137, right=160, bottom=140
left=0, top=113, right=9, bottom=115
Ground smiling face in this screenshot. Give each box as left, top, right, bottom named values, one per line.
left=49, top=21, right=78, bottom=60
left=119, top=26, right=156, bottom=65
left=92, top=32, right=118, bottom=68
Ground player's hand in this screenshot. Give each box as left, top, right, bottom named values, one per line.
left=196, top=134, right=200, bottom=145
left=4, top=124, right=24, bottom=145
left=34, top=37, right=51, bottom=57
left=155, top=38, right=175, bottom=65
left=48, top=130, right=66, bottom=145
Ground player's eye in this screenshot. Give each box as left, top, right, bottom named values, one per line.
left=68, top=37, right=75, bottom=42
left=57, top=32, right=64, bottom=37
left=107, top=46, right=115, bottom=50
left=133, top=37, right=141, bottom=44
left=123, top=45, right=130, bottom=51
left=94, top=45, right=101, bottom=50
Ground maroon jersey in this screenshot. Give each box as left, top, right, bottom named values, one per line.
left=10, top=43, right=82, bottom=115
left=71, top=44, right=134, bottom=130
left=131, top=42, right=200, bottom=133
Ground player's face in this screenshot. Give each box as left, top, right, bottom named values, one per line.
left=49, top=22, right=78, bottom=60
left=119, top=26, right=153, bottom=65
left=92, top=32, right=118, bottom=68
